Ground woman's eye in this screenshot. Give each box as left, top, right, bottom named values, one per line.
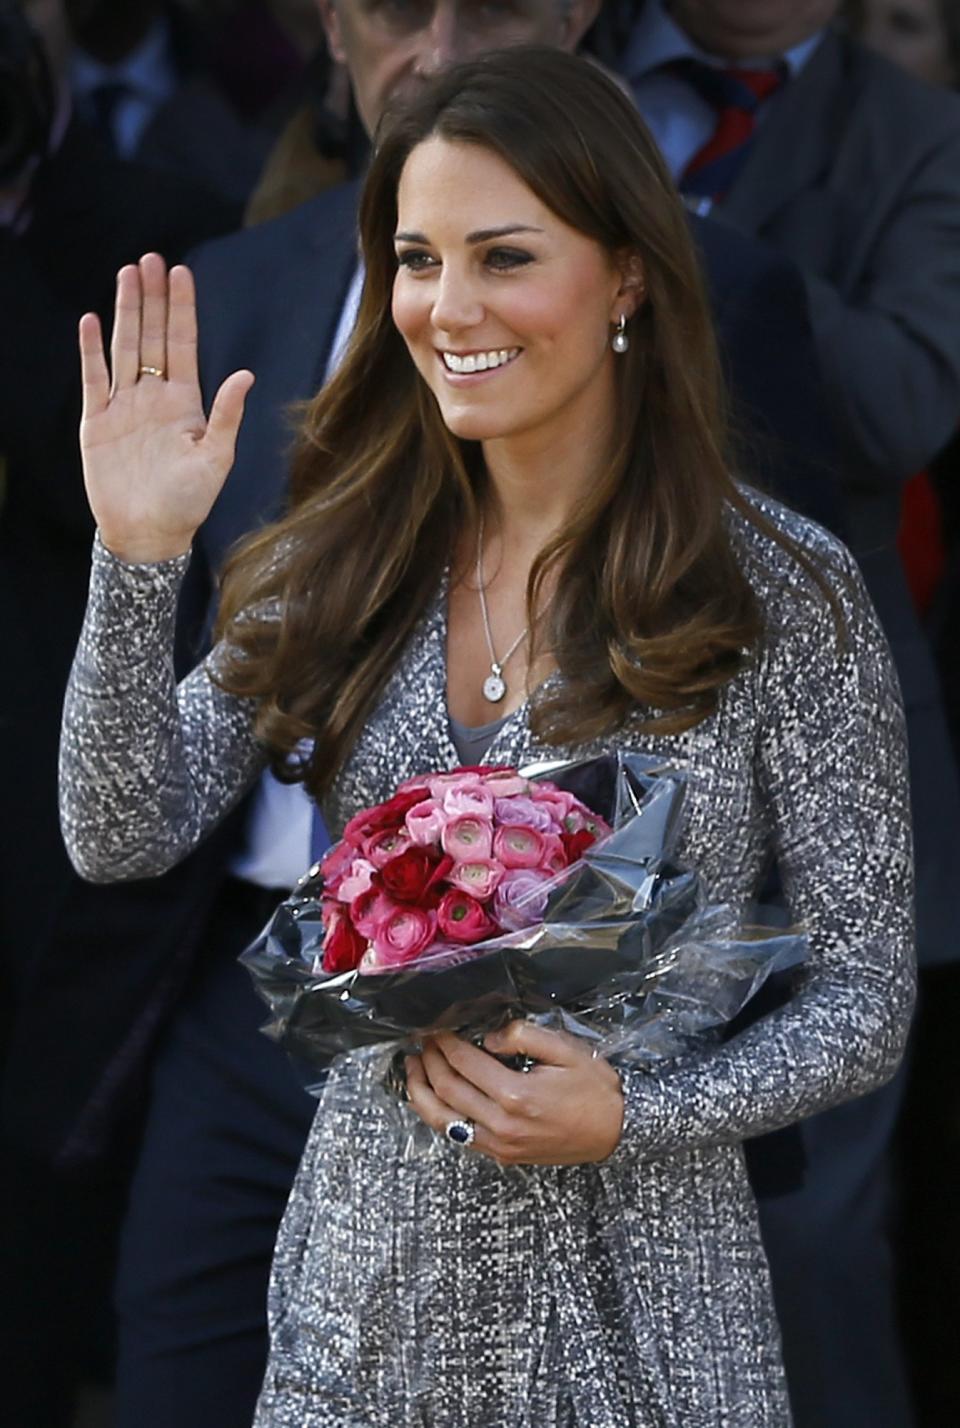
left=396, top=250, right=436, bottom=272
left=485, top=248, right=534, bottom=271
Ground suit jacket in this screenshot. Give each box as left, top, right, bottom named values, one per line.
left=709, top=27, right=960, bottom=964
left=2, top=178, right=846, bottom=1167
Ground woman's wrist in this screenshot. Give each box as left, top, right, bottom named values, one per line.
left=96, top=528, right=193, bottom=566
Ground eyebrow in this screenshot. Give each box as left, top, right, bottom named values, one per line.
left=393, top=224, right=545, bottom=244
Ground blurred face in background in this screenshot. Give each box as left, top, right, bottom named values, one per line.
left=852, top=0, right=959, bottom=86
left=316, top=0, right=601, bottom=135
left=23, top=0, right=70, bottom=82
left=668, top=1, right=840, bottom=57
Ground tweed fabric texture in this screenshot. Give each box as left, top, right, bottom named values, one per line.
left=60, top=497, right=915, bottom=1427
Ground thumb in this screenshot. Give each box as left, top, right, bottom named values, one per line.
left=205, top=369, right=255, bottom=465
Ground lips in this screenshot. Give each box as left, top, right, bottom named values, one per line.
left=440, top=347, right=521, bottom=375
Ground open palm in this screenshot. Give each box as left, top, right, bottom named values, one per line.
left=79, top=254, right=254, bottom=564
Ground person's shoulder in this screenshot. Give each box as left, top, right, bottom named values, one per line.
left=842, top=32, right=960, bottom=143
left=729, top=487, right=860, bottom=616
left=187, top=180, right=362, bottom=281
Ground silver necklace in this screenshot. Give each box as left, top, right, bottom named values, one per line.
left=476, top=517, right=529, bottom=704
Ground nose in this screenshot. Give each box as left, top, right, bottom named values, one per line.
left=429, top=264, right=485, bottom=337
left=414, top=2, right=469, bottom=77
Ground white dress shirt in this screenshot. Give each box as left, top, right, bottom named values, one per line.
left=625, top=0, right=825, bottom=193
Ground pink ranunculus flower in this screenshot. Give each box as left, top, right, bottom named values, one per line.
left=405, top=798, right=445, bottom=846
left=427, top=770, right=482, bottom=800
left=538, top=833, right=568, bottom=875
left=367, top=906, right=437, bottom=969
left=351, top=889, right=397, bottom=940
left=493, top=795, right=557, bottom=834
left=319, top=838, right=355, bottom=890
left=447, top=858, right=504, bottom=900
left=436, top=889, right=497, bottom=944
left=442, top=814, right=494, bottom=861
left=493, top=824, right=546, bottom=870
left=493, top=869, right=553, bottom=931
left=336, top=858, right=376, bottom=904
left=483, top=773, right=529, bottom=798
left=532, top=786, right=579, bottom=821
left=363, top=828, right=412, bottom=868
left=442, top=784, right=495, bottom=819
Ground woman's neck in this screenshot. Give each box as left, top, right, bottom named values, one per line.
left=479, top=406, right=618, bottom=550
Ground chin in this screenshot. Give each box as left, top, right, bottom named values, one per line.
left=435, top=402, right=514, bottom=443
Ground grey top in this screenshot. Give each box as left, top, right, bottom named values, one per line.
left=448, top=710, right=509, bottom=767
left=59, top=495, right=914, bottom=1427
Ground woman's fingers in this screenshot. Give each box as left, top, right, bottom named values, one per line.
left=166, top=264, right=199, bottom=387
left=420, top=1040, right=503, bottom=1130
left=405, top=1055, right=497, bottom=1157
left=79, top=313, right=110, bottom=421
left=204, top=369, right=255, bottom=466
left=110, top=264, right=142, bottom=392
left=138, top=252, right=169, bottom=379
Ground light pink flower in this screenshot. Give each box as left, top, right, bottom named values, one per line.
left=493, top=869, right=553, bottom=931
left=483, top=774, right=528, bottom=798
left=493, top=795, right=558, bottom=834
left=335, top=858, right=376, bottom=904
left=428, top=771, right=482, bottom=800
left=447, top=858, right=504, bottom=900
left=443, top=785, right=495, bottom=819
left=442, top=814, right=494, bottom=861
left=493, top=824, right=546, bottom=870
left=367, top=906, right=437, bottom=969
left=405, top=798, right=445, bottom=846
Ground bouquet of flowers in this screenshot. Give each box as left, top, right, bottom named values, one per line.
left=241, top=752, right=806, bottom=1088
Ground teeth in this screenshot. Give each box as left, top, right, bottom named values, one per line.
left=442, top=348, right=519, bottom=375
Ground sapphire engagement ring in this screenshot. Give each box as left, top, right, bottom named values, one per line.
left=444, top=1119, right=476, bottom=1147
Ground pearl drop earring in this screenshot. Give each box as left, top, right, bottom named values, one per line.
left=611, top=314, right=630, bottom=354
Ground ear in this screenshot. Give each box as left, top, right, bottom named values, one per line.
left=610, top=250, right=647, bottom=323
left=316, top=0, right=347, bottom=65
left=561, top=0, right=603, bottom=52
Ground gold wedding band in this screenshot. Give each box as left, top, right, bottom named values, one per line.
left=138, top=365, right=165, bottom=379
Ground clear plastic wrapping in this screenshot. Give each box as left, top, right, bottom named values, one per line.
left=241, top=752, right=806, bottom=1104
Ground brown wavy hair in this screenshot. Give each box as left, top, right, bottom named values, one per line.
left=214, top=46, right=836, bottom=800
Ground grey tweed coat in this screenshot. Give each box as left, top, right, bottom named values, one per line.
left=60, top=497, right=914, bottom=1428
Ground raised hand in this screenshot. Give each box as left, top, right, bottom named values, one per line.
left=79, top=253, right=255, bottom=564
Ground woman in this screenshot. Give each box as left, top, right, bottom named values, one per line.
left=62, top=48, right=913, bottom=1427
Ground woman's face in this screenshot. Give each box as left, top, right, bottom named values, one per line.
left=854, top=0, right=957, bottom=87
left=391, top=137, right=634, bottom=451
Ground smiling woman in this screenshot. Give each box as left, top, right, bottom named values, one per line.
left=62, top=43, right=913, bottom=1428
left=212, top=45, right=833, bottom=786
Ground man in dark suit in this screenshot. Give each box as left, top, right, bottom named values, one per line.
left=613, top=4, right=960, bottom=1424
left=1, top=4, right=848, bottom=1426
left=0, top=4, right=241, bottom=1422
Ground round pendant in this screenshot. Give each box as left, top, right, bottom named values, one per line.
left=483, top=672, right=507, bottom=703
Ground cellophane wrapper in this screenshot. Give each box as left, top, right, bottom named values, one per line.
left=241, top=752, right=806, bottom=1140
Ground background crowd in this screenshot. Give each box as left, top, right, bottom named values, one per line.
left=0, top=1, right=958, bottom=1425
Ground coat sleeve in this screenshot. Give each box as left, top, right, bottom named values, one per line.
left=802, top=123, right=960, bottom=482
left=611, top=541, right=916, bottom=1162
left=59, top=535, right=268, bottom=883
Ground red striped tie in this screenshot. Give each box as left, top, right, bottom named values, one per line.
left=673, top=61, right=787, bottom=201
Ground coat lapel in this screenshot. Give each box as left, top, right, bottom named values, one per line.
left=721, top=30, right=851, bottom=234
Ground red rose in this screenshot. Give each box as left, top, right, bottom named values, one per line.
left=342, top=786, right=430, bottom=848
left=560, top=828, right=598, bottom=863
left=322, top=909, right=366, bottom=974
left=380, top=847, right=437, bottom=903
left=436, top=889, right=498, bottom=944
